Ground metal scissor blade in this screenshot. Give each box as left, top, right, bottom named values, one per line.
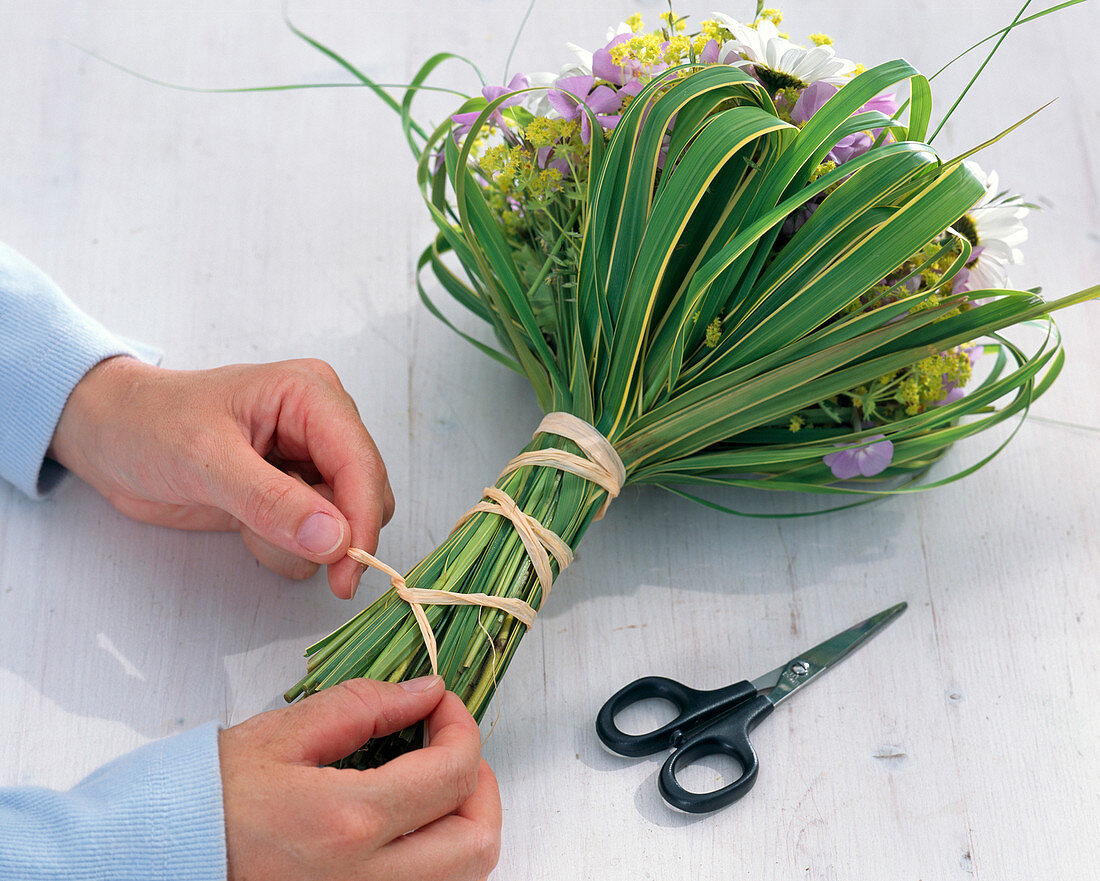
left=750, top=601, right=908, bottom=706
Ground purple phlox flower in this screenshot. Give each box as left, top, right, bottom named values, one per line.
left=792, top=82, right=899, bottom=165
left=823, top=434, right=894, bottom=480
left=548, top=75, right=622, bottom=144
left=938, top=386, right=965, bottom=406
left=593, top=34, right=633, bottom=85
left=830, top=131, right=874, bottom=165
left=716, top=45, right=750, bottom=68
left=781, top=202, right=817, bottom=237
left=535, top=145, right=573, bottom=177
left=791, top=81, right=834, bottom=124
left=451, top=73, right=529, bottom=140
left=700, top=39, right=721, bottom=65
left=861, top=91, right=899, bottom=118
left=592, top=33, right=668, bottom=94
left=951, top=264, right=972, bottom=294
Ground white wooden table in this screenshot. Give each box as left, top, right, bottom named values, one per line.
left=2, top=2, right=1098, bottom=878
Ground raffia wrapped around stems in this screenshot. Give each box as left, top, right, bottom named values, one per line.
left=286, top=415, right=622, bottom=766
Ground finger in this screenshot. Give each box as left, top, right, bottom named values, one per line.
left=107, top=496, right=239, bottom=532
left=359, top=692, right=484, bottom=838
left=324, top=482, right=385, bottom=598
left=381, top=480, right=396, bottom=527
left=373, top=760, right=502, bottom=881
left=239, top=526, right=321, bottom=580
left=266, top=363, right=393, bottom=560
left=271, top=472, right=365, bottom=597
left=269, top=459, right=324, bottom=487
left=453, top=760, right=501, bottom=830
left=275, top=677, right=445, bottom=766
left=289, top=476, right=368, bottom=597
left=235, top=474, right=329, bottom=580
left=207, top=440, right=353, bottom=568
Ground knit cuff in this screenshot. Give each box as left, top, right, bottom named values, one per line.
left=0, top=241, right=160, bottom=498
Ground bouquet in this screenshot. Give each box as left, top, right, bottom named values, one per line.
left=283, top=5, right=1097, bottom=766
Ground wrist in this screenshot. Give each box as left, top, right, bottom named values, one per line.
left=49, top=355, right=156, bottom=478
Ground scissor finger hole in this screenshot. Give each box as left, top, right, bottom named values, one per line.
left=613, top=697, right=679, bottom=735
left=672, top=753, right=744, bottom=794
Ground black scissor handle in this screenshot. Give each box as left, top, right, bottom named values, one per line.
left=596, top=676, right=758, bottom=757
left=658, top=693, right=775, bottom=813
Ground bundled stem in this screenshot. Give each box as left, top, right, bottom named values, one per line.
left=286, top=427, right=613, bottom=767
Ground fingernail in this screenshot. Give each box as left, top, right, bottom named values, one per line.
left=297, top=511, right=344, bottom=556
left=349, top=563, right=367, bottom=599
left=400, top=675, right=441, bottom=693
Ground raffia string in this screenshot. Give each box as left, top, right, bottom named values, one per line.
left=499, top=411, right=626, bottom=520
left=345, top=412, right=624, bottom=675
left=346, top=547, right=541, bottom=675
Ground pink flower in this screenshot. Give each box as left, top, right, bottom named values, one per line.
left=823, top=435, right=894, bottom=479
left=548, top=75, right=622, bottom=144
left=451, top=73, right=529, bottom=140
left=791, top=82, right=899, bottom=165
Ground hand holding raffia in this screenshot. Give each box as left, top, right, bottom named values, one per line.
left=285, top=7, right=1098, bottom=767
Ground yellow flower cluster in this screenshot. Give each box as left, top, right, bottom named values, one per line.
left=609, top=33, right=663, bottom=67
left=896, top=348, right=972, bottom=415
left=704, top=316, right=724, bottom=348
left=658, top=11, right=687, bottom=33
left=610, top=32, right=708, bottom=68
left=480, top=143, right=564, bottom=204
left=852, top=240, right=969, bottom=322
left=525, top=116, right=578, bottom=149
left=608, top=15, right=716, bottom=70
left=809, top=159, right=837, bottom=183
left=699, top=19, right=727, bottom=41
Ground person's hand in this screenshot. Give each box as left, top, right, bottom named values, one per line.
left=218, top=676, right=501, bottom=881
left=48, top=355, right=394, bottom=598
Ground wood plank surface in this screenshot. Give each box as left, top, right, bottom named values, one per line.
left=1, top=2, right=1097, bottom=878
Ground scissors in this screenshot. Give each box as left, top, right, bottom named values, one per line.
left=595, top=601, right=907, bottom=813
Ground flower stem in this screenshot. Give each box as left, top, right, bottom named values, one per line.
left=286, top=430, right=612, bottom=767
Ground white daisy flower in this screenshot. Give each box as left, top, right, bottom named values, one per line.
left=711, top=14, right=856, bottom=92
left=521, top=71, right=559, bottom=117
left=527, top=21, right=635, bottom=117
left=560, top=21, right=632, bottom=80
left=606, top=20, right=636, bottom=42
left=955, top=160, right=1029, bottom=290
left=563, top=44, right=594, bottom=77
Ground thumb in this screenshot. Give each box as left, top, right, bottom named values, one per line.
left=280, top=677, right=446, bottom=766
left=213, top=443, right=350, bottom=562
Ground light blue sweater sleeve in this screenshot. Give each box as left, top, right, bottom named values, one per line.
left=0, top=244, right=226, bottom=878
left=0, top=723, right=227, bottom=881
left=0, top=240, right=159, bottom=498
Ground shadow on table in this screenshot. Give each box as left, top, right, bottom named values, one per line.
left=0, top=479, right=366, bottom=740
left=537, top=480, right=911, bottom=615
